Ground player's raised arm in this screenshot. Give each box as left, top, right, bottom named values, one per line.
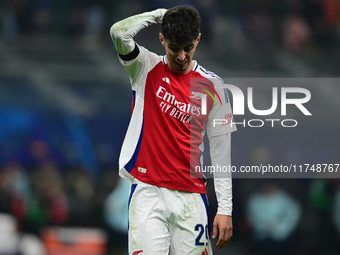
left=110, top=9, right=167, bottom=57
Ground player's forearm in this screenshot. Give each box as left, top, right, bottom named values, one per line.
left=214, top=178, right=232, bottom=215
left=110, top=9, right=166, bottom=55
left=209, top=133, right=233, bottom=216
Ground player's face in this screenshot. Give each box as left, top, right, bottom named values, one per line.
left=160, top=33, right=201, bottom=74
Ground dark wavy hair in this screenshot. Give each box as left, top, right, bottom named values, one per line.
left=162, top=5, right=201, bottom=45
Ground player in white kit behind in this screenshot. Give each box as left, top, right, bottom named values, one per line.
left=110, top=5, right=237, bottom=255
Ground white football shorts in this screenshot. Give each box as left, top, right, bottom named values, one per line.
left=128, top=179, right=212, bottom=255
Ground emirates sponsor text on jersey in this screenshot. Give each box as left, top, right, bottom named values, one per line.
left=156, top=85, right=201, bottom=123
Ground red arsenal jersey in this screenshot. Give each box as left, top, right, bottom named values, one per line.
left=118, top=45, right=236, bottom=194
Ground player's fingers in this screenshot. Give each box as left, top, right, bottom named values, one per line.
left=223, top=225, right=232, bottom=245
left=216, top=225, right=233, bottom=249
left=216, top=227, right=227, bottom=249
left=212, top=221, right=218, bottom=239
left=216, top=236, right=226, bottom=249
left=226, top=224, right=233, bottom=240
left=216, top=238, right=222, bottom=249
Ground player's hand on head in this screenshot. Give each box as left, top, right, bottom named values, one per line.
left=212, top=215, right=233, bottom=249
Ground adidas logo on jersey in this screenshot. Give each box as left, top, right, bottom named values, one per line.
left=162, top=77, right=170, bottom=84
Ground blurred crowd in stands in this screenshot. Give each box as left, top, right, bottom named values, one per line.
left=0, top=0, right=340, bottom=53
left=235, top=178, right=340, bottom=254
left=0, top=138, right=127, bottom=254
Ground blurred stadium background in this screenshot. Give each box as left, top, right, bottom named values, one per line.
left=0, top=0, right=340, bottom=254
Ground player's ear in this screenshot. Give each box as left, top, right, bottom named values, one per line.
left=159, top=33, right=165, bottom=47
left=196, top=33, right=201, bottom=43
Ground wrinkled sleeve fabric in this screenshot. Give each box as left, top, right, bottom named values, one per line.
left=110, top=9, right=166, bottom=56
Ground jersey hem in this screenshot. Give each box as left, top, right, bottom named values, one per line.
left=119, top=168, right=207, bottom=194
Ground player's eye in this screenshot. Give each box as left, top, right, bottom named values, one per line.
left=169, top=46, right=179, bottom=52
left=184, top=46, right=193, bottom=52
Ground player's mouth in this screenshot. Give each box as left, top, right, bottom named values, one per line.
left=175, top=61, right=188, bottom=68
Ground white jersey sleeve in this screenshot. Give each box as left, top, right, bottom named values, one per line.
left=209, top=133, right=233, bottom=215
left=204, top=76, right=236, bottom=216
left=109, top=8, right=167, bottom=86
left=118, top=45, right=162, bottom=89
left=110, top=9, right=166, bottom=55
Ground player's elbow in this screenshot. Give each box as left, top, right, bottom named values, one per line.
left=110, top=22, right=123, bottom=42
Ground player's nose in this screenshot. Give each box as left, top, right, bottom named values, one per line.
left=177, top=50, right=186, bottom=62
